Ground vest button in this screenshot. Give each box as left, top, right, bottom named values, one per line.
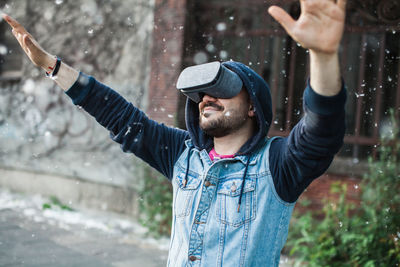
left=231, top=182, right=237, bottom=192
left=189, top=255, right=197, bottom=261
left=204, top=181, right=211, bottom=187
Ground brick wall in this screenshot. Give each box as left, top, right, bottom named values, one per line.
left=147, top=0, right=188, bottom=126
left=296, top=173, right=362, bottom=213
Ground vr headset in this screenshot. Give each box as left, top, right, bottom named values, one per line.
left=176, top=61, right=243, bottom=103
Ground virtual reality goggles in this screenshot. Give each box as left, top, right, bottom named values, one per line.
left=176, top=61, right=243, bottom=103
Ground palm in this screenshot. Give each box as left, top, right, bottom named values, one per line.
left=269, top=0, right=346, bottom=54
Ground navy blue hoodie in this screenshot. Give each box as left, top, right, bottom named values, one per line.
left=66, top=61, right=346, bottom=203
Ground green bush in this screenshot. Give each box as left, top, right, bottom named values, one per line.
left=138, top=164, right=173, bottom=237
left=286, top=113, right=400, bottom=266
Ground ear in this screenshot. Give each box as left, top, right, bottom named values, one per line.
left=248, top=104, right=255, bottom=117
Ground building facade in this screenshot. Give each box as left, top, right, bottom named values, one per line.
left=149, top=0, right=400, bottom=208
left=0, top=0, right=399, bottom=213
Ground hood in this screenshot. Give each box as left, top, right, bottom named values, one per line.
left=185, top=61, right=273, bottom=155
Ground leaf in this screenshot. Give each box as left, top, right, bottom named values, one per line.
left=42, top=203, right=52, bottom=210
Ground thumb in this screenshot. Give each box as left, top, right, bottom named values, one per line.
left=268, top=6, right=296, bottom=35
left=23, top=34, right=34, bottom=48
left=23, top=34, right=44, bottom=67
left=23, top=34, right=41, bottom=55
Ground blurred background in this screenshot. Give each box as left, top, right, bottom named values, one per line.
left=0, top=0, right=399, bottom=265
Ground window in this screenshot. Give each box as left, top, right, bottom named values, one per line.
left=0, top=17, right=23, bottom=82
left=182, top=0, right=400, bottom=159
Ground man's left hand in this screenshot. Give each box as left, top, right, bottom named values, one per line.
left=268, top=0, right=346, bottom=55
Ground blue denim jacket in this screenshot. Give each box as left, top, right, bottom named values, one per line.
left=169, top=138, right=294, bottom=266
left=66, top=61, right=346, bottom=266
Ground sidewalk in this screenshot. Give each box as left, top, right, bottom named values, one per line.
left=0, top=189, right=294, bottom=266
left=0, top=189, right=169, bottom=267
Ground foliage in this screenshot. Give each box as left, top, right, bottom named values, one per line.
left=138, top=164, right=173, bottom=237
left=286, top=112, right=400, bottom=266
left=42, top=195, right=74, bottom=211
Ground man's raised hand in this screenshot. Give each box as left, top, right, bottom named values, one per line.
left=2, top=14, right=79, bottom=90
left=268, top=0, right=346, bottom=55
left=2, top=14, right=56, bottom=71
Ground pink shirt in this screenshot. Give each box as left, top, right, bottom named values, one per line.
left=209, top=148, right=235, bottom=161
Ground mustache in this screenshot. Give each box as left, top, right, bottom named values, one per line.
left=203, top=102, right=224, bottom=111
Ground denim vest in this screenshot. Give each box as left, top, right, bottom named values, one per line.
left=168, top=137, right=295, bottom=267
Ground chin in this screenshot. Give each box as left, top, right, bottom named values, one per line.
left=200, top=114, right=218, bottom=126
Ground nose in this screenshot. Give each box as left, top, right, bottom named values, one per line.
left=202, top=94, right=217, bottom=102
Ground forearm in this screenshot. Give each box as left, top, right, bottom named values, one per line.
left=65, top=74, right=189, bottom=179
left=309, top=51, right=341, bottom=96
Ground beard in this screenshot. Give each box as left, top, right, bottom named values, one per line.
left=199, top=103, right=249, bottom=138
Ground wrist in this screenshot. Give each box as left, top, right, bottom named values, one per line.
left=309, top=50, right=341, bottom=97
left=45, top=57, right=61, bottom=78
left=309, top=50, right=339, bottom=62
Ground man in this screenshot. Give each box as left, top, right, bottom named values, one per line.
left=3, top=0, right=347, bottom=265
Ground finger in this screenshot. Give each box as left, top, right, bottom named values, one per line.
left=12, top=29, right=23, bottom=45
left=3, top=14, right=26, bottom=31
left=337, top=0, right=347, bottom=10
left=268, top=6, right=296, bottom=35
left=10, top=30, right=27, bottom=55
left=3, top=14, right=17, bottom=28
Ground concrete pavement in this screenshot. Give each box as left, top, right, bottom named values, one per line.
left=0, top=208, right=168, bottom=267
left=0, top=189, right=168, bottom=267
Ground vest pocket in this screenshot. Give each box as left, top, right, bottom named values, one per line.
left=216, top=177, right=256, bottom=227
left=174, top=172, right=201, bottom=218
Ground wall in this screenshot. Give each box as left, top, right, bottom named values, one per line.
left=0, top=0, right=155, bottom=214
left=147, top=0, right=187, bottom=126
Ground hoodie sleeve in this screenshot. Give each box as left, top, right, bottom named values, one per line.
left=269, top=80, right=346, bottom=203
left=65, top=72, right=189, bottom=180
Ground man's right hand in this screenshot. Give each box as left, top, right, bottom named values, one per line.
left=2, top=13, right=79, bottom=90
left=2, top=14, right=56, bottom=73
